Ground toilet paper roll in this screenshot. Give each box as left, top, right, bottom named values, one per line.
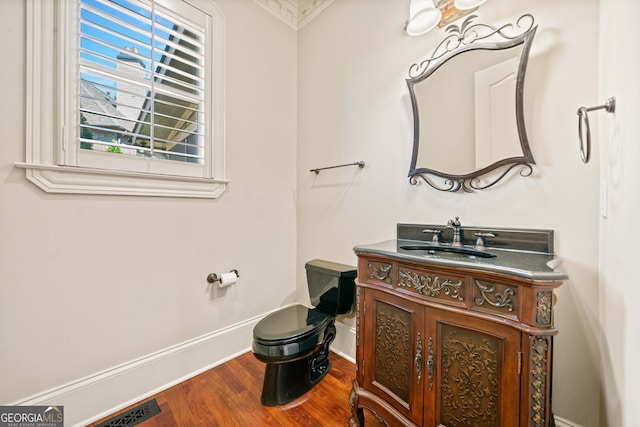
left=218, top=272, right=238, bottom=288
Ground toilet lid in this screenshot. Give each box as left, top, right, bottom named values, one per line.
left=253, top=305, right=333, bottom=344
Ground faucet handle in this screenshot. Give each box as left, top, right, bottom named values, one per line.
left=474, top=232, right=496, bottom=250
left=422, top=229, right=443, bottom=244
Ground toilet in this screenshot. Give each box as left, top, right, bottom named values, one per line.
left=252, top=259, right=357, bottom=406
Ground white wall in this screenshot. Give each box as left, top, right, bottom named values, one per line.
left=0, top=0, right=297, bottom=418
left=4, top=0, right=637, bottom=426
left=599, top=1, right=640, bottom=426
left=297, top=0, right=602, bottom=425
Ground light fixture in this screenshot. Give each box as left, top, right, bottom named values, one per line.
left=454, top=0, right=488, bottom=10
left=405, top=0, right=442, bottom=36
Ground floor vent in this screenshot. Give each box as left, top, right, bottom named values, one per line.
left=95, top=399, right=161, bottom=427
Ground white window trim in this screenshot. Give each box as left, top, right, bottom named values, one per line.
left=17, top=0, right=228, bottom=198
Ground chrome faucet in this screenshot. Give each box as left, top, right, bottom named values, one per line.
left=446, top=217, right=463, bottom=247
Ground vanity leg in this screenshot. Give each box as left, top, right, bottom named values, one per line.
left=349, top=381, right=364, bottom=426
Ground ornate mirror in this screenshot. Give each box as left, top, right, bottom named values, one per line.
left=407, top=14, right=537, bottom=192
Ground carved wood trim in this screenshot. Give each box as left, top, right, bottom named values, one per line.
left=398, top=267, right=463, bottom=300
left=474, top=279, right=516, bottom=312
left=535, top=291, right=552, bottom=326
left=360, top=406, right=390, bottom=427
left=368, top=262, right=393, bottom=284
left=440, top=325, right=499, bottom=427
left=356, top=287, right=360, bottom=346
left=374, top=302, right=411, bottom=403
left=530, top=336, right=550, bottom=427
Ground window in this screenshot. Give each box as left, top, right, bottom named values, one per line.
left=20, top=0, right=227, bottom=198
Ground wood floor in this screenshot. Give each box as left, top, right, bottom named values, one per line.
left=87, top=351, right=356, bottom=427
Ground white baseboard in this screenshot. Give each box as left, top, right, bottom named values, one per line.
left=11, top=315, right=264, bottom=427
left=332, top=319, right=356, bottom=363
left=554, top=415, right=583, bottom=427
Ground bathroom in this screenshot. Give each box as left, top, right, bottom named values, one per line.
left=0, top=0, right=638, bottom=426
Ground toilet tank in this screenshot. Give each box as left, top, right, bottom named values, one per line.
left=305, top=259, right=357, bottom=316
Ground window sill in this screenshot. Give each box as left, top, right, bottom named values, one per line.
left=15, top=162, right=228, bottom=198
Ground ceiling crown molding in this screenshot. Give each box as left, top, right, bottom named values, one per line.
left=252, top=0, right=335, bottom=30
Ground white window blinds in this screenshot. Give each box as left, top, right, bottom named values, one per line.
left=79, top=0, right=206, bottom=166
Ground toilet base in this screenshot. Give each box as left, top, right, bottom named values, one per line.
left=260, top=323, right=336, bottom=406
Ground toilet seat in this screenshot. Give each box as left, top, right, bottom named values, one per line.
left=253, top=305, right=334, bottom=360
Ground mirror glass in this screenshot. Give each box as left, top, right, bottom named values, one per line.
left=407, top=15, right=537, bottom=192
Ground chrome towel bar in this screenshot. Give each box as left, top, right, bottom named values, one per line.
left=577, top=97, right=616, bottom=164
left=310, top=161, right=365, bottom=174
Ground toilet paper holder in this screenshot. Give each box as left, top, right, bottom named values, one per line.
left=207, top=269, right=240, bottom=284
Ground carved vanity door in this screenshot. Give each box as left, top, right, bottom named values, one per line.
left=425, top=307, right=522, bottom=427
left=361, top=288, right=426, bottom=425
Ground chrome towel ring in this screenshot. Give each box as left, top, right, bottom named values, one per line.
left=577, top=97, right=616, bottom=163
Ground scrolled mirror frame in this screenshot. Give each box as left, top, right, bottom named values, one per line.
left=407, top=14, right=537, bottom=192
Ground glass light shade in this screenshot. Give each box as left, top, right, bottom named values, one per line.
left=454, top=0, right=488, bottom=10
left=406, top=0, right=442, bottom=36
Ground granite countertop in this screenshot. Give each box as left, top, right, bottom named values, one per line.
left=353, top=239, right=568, bottom=281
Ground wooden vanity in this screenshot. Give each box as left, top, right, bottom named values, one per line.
left=349, top=228, right=566, bottom=427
